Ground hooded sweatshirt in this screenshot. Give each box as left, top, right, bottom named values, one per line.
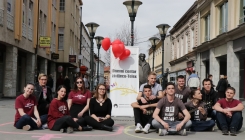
left=201, top=88, right=218, bottom=108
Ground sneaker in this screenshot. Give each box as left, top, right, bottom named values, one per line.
left=135, top=123, right=143, bottom=133
left=22, top=125, right=31, bottom=131
left=82, top=126, right=93, bottom=131
left=60, top=128, right=66, bottom=133
left=211, top=126, right=215, bottom=132
left=42, top=123, right=48, bottom=129
left=222, top=127, right=229, bottom=135
left=142, top=124, right=150, bottom=134
left=230, top=127, right=237, bottom=136
left=159, top=129, right=168, bottom=136
left=178, top=129, right=187, bottom=136
left=66, top=127, right=73, bottom=133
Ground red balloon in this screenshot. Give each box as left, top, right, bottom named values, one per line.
left=112, top=39, right=122, bottom=45
left=101, top=38, right=111, bottom=51
left=112, top=44, right=125, bottom=58
left=119, top=49, right=131, bottom=60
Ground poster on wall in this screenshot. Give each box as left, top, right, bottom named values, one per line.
left=110, top=46, right=139, bottom=116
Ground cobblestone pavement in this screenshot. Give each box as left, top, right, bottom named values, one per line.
left=0, top=99, right=245, bottom=140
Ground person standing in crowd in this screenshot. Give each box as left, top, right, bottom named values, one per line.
left=185, top=89, right=215, bottom=131
left=208, top=74, right=215, bottom=88
left=175, top=75, right=191, bottom=103
left=152, top=82, right=191, bottom=136
left=48, top=85, right=92, bottom=133
left=201, top=78, right=218, bottom=120
left=47, top=74, right=54, bottom=90
left=64, top=76, right=71, bottom=100
left=214, top=87, right=244, bottom=136
left=216, top=75, right=228, bottom=98
left=68, top=77, right=91, bottom=128
left=187, top=70, right=200, bottom=90
left=56, top=75, right=64, bottom=89
left=224, top=75, right=231, bottom=87
left=83, top=75, right=89, bottom=89
left=137, top=72, right=163, bottom=104
left=34, top=73, right=53, bottom=127
left=131, top=85, right=159, bottom=134
left=14, top=83, right=47, bottom=131
left=85, top=84, right=114, bottom=131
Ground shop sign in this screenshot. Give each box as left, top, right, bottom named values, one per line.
left=51, top=53, right=59, bottom=59
left=69, top=55, right=76, bottom=63
left=39, top=36, right=51, bottom=48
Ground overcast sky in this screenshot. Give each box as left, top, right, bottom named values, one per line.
left=82, top=0, right=196, bottom=60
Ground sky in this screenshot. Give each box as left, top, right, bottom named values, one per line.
left=82, top=0, right=196, bottom=61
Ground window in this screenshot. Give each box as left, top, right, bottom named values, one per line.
left=58, top=28, right=64, bottom=50
left=28, top=1, right=33, bottom=27
left=60, top=0, right=65, bottom=11
left=7, top=1, right=11, bottom=12
left=240, top=0, right=245, bottom=24
left=205, top=14, right=210, bottom=41
left=185, top=34, right=188, bottom=54
left=190, top=29, right=194, bottom=49
left=220, top=2, right=228, bottom=34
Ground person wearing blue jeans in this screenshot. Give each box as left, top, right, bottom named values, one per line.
left=185, top=89, right=215, bottom=131
left=14, top=83, right=47, bottom=131
left=214, top=87, right=244, bottom=136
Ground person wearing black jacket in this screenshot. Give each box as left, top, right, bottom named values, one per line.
left=34, top=73, right=53, bottom=118
left=216, top=75, right=228, bottom=98
left=201, top=78, right=218, bottom=120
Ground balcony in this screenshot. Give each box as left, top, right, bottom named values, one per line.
left=239, top=15, right=245, bottom=24
left=22, top=24, right=27, bottom=37
left=205, top=35, right=210, bottom=41
left=219, top=25, right=228, bottom=34
left=28, top=27, right=33, bottom=41
left=7, top=13, right=14, bottom=31
left=0, top=9, right=3, bottom=26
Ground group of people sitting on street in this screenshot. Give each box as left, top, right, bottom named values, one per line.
left=14, top=73, right=114, bottom=133
left=131, top=72, right=244, bottom=136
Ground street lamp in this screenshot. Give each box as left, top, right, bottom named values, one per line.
left=85, top=22, right=99, bottom=91
left=148, top=37, right=160, bottom=71
left=156, top=24, right=170, bottom=89
left=123, top=0, right=142, bottom=46
left=94, top=36, right=104, bottom=86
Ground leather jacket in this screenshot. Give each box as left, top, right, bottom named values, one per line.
left=33, top=82, right=53, bottom=103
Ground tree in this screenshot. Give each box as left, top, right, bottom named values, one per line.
left=103, top=22, right=138, bottom=66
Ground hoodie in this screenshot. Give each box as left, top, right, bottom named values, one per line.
left=201, top=87, right=218, bottom=107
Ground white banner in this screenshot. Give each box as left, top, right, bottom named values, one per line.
left=110, top=46, right=139, bottom=116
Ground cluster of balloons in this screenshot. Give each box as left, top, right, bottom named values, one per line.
left=101, top=38, right=131, bottom=60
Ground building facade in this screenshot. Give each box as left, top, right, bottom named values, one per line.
left=195, top=0, right=245, bottom=99
left=169, top=1, right=199, bottom=84
left=0, top=0, right=59, bottom=97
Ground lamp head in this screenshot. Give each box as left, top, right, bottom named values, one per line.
left=156, top=24, right=170, bottom=35
left=85, top=22, right=99, bottom=37
left=123, top=0, right=142, bottom=17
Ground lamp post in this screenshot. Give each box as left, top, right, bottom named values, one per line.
left=85, top=22, right=99, bottom=91
left=123, top=0, right=142, bottom=46
left=148, top=37, right=160, bottom=71
left=156, top=24, right=170, bottom=89
left=94, top=36, right=104, bottom=86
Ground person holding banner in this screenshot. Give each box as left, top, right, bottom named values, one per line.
left=137, top=72, right=163, bottom=104
left=131, top=85, right=159, bottom=134
left=152, top=82, right=191, bottom=136
left=85, top=84, right=114, bottom=131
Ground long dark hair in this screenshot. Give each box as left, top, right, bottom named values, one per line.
left=55, top=85, right=67, bottom=100
left=73, top=77, right=86, bottom=94
left=189, top=89, right=199, bottom=99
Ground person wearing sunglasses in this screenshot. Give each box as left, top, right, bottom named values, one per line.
left=85, top=84, right=114, bottom=131
left=67, top=77, right=92, bottom=130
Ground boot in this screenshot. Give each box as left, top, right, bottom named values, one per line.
left=82, top=126, right=93, bottom=131
left=101, top=125, right=113, bottom=131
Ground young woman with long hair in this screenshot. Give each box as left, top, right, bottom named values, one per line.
left=48, top=85, right=92, bottom=133
left=68, top=77, right=92, bottom=127
left=85, top=84, right=114, bottom=131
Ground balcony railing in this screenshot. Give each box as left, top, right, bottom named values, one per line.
left=219, top=25, right=228, bottom=34
left=0, top=9, right=3, bottom=26
left=239, top=15, right=245, bottom=24
left=28, top=27, right=33, bottom=41
left=205, top=35, right=210, bottom=41
left=7, top=13, right=14, bottom=31
left=22, top=23, right=27, bottom=37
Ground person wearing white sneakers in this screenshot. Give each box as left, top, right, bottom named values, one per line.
left=14, top=83, right=47, bottom=131
left=152, top=82, right=192, bottom=136
left=131, top=85, right=159, bottom=134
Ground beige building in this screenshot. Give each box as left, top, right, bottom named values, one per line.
left=169, top=1, right=199, bottom=84
left=0, top=0, right=60, bottom=97
left=195, top=0, right=245, bottom=99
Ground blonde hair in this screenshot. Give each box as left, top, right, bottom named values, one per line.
left=38, top=73, right=47, bottom=80
left=148, top=71, right=157, bottom=77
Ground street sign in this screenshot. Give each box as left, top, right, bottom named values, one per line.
left=51, top=53, right=59, bottom=59
left=39, top=36, right=51, bottom=48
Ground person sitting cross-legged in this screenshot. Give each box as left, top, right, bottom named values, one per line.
left=185, top=89, right=215, bottom=131
left=131, top=85, right=159, bottom=134
left=152, top=82, right=192, bottom=136
left=213, top=87, right=244, bottom=136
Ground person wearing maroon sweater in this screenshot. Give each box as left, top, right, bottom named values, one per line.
left=48, top=85, right=92, bottom=133
left=85, top=84, right=114, bottom=131
left=68, top=77, right=91, bottom=127
left=214, top=87, right=244, bottom=136
left=14, top=83, right=46, bottom=131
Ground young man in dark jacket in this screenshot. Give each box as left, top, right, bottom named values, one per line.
left=201, top=78, right=218, bottom=120
left=34, top=74, right=53, bottom=117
